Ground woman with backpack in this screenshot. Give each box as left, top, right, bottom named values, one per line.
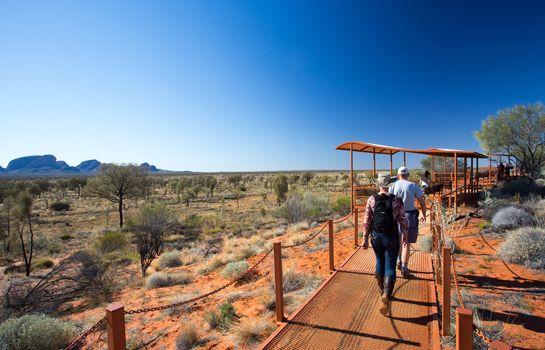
left=362, top=172, right=409, bottom=315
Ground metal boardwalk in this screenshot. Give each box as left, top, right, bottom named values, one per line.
left=259, top=248, right=440, bottom=350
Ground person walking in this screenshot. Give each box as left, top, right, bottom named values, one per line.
left=362, top=172, right=408, bottom=316
left=389, top=166, right=427, bottom=278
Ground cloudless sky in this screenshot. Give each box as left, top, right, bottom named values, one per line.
left=1, top=1, right=544, bottom=171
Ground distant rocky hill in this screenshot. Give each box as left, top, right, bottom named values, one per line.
left=0, top=155, right=163, bottom=177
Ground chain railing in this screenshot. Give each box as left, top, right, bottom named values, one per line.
left=429, top=200, right=512, bottom=350
left=64, top=209, right=359, bottom=350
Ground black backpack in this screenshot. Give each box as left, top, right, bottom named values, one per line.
left=371, top=193, right=398, bottom=235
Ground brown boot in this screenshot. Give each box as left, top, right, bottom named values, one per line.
left=375, top=273, right=384, bottom=295
left=379, top=275, right=395, bottom=316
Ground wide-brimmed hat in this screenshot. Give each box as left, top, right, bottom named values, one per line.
left=372, top=172, right=396, bottom=188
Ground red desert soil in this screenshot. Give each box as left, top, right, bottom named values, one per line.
left=446, top=213, right=545, bottom=349
left=68, top=221, right=357, bottom=349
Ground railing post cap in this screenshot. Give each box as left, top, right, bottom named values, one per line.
left=489, top=340, right=512, bottom=350
left=106, top=303, right=124, bottom=312
left=456, top=307, right=472, bottom=316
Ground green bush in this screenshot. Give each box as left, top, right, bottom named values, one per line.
left=204, top=301, right=238, bottom=330
left=159, top=250, right=183, bottom=269
left=95, top=231, right=128, bottom=253
left=49, top=201, right=70, bottom=211
left=220, top=261, right=249, bottom=279
left=59, top=234, right=73, bottom=240
left=32, top=257, right=54, bottom=270
left=332, top=196, right=351, bottom=216
left=0, top=314, right=76, bottom=350
left=279, top=191, right=331, bottom=223
left=145, top=272, right=192, bottom=289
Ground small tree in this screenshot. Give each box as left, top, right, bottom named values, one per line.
left=15, top=192, right=34, bottom=276
left=272, top=175, right=289, bottom=205
left=301, top=172, right=314, bottom=188
left=204, top=176, right=218, bottom=198
left=84, top=164, right=147, bottom=227
left=127, top=205, right=177, bottom=276
left=475, top=103, right=545, bottom=177
left=1, top=197, right=14, bottom=254
left=68, top=177, right=87, bottom=197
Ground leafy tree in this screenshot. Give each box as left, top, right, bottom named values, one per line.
left=83, top=164, right=147, bottom=227
left=127, top=205, right=177, bottom=276
left=15, top=192, right=35, bottom=276
left=288, top=174, right=300, bottom=185
left=301, top=172, right=314, bottom=188
left=1, top=197, right=14, bottom=254
left=204, top=176, right=218, bottom=198
left=420, top=156, right=464, bottom=172
left=28, top=183, right=42, bottom=198
left=68, top=177, right=87, bottom=197
left=475, top=103, right=545, bottom=177
left=227, top=174, right=242, bottom=188
left=272, top=175, right=289, bottom=205
left=174, top=177, right=193, bottom=203
left=182, top=188, right=196, bottom=207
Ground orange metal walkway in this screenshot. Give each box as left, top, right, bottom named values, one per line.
left=259, top=248, right=440, bottom=350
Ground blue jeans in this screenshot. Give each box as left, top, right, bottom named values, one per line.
left=371, top=230, right=400, bottom=278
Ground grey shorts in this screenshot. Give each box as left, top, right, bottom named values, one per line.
left=404, top=210, right=419, bottom=243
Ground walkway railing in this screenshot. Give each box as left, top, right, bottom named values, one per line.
left=64, top=209, right=360, bottom=350
left=429, top=200, right=512, bottom=350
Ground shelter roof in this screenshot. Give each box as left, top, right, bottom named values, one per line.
left=336, top=141, right=488, bottom=158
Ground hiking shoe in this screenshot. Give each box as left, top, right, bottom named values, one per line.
left=402, top=267, right=410, bottom=279
left=396, top=261, right=402, bottom=270
left=379, top=295, right=390, bottom=316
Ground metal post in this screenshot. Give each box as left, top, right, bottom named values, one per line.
left=463, top=157, right=467, bottom=203
left=431, top=155, right=435, bottom=182
left=476, top=158, right=479, bottom=199
left=488, top=155, right=492, bottom=185
left=353, top=208, right=359, bottom=248
left=442, top=247, right=451, bottom=336
left=390, top=152, right=393, bottom=176
left=456, top=308, right=473, bottom=350
left=328, top=219, right=334, bottom=272
left=470, top=158, right=474, bottom=194
left=106, top=303, right=126, bottom=350
left=454, top=153, right=458, bottom=210
left=273, top=241, right=284, bottom=322
left=403, top=151, right=407, bottom=166
left=350, top=143, right=354, bottom=210
left=373, top=150, right=377, bottom=177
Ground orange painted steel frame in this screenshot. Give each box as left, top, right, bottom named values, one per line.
left=273, top=241, right=284, bottom=322
left=441, top=247, right=451, bottom=336
left=337, top=141, right=488, bottom=210
left=106, top=303, right=126, bottom=350
left=456, top=308, right=473, bottom=350
left=328, top=219, right=334, bottom=271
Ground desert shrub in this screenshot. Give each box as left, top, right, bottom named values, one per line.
left=175, top=326, right=200, bottom=350
left=220, top=261, right=249, bottom=279
left=279, top=191, right=330, bottom=223
left=159, top=250, right=183, bottom=269
left=332, top=196, right=351, bottom=216
left=95, top=231, right=128, bottom=253
left=277, top=270, right=321, bottom=293
left=59, top=234, right=73, bottom=240
left=49, top=201, right=70, bottom=211
left=204, top=301, right=238, bottom=330
left=145, top=272, right=191, bottom=289
left=2, top=251, right=115, bottom=318
left=233, top=317, right=275, bottom=345
left=480, top=198, right=512, bottom=220
left=418, top=235, right=432, bottom=252
left=520, top=195, right=545, bottom=223
left=31, top=257, right=54, bottom=270
left=497, top=227, right=545, bottom=269
left=498, top=177, right=545, bottom=197
left=491, top=206, right=534, bottom=230
left=0, top=314, right=76, bottom=350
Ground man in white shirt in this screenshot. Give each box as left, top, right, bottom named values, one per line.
left=389, top=166, right=427, bottom=277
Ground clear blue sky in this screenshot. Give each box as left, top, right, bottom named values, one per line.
left=1, top=1, right=544, bottom=171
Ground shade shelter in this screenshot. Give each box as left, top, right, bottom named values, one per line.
left=336, top=141, right=489, bottom=210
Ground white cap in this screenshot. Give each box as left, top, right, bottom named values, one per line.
left=397, top=166, right=409, bottom=175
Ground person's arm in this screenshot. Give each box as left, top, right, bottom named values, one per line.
left=394, top=197, right=409, bottom=244
left=362, top=196, right=375, bottom=249
left=415, top=184, right=427, bottom=222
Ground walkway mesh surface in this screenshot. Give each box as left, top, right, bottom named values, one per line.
left=260, top=248, right=437, bottom=350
